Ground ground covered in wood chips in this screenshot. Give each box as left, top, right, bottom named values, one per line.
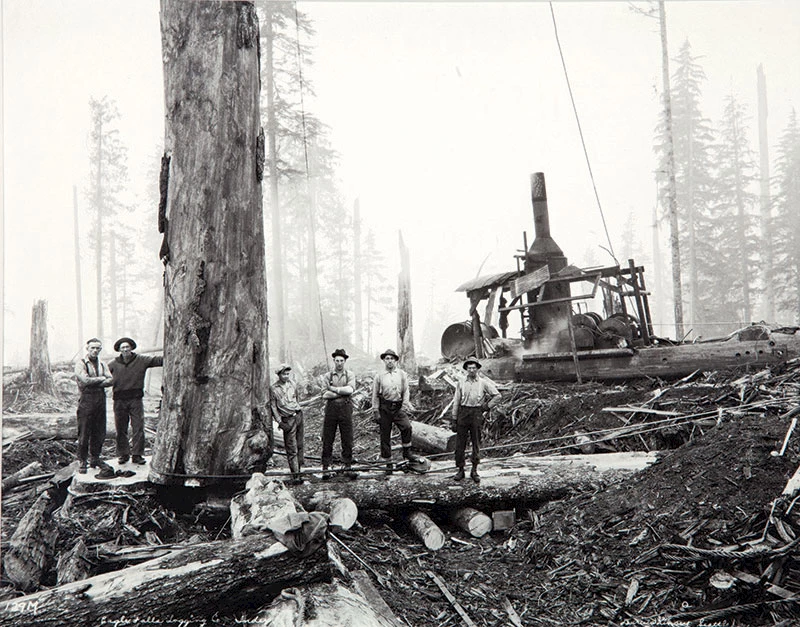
left=3, top=359, right=800, bottom=626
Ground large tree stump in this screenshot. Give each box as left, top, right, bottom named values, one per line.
left=28, top=299, right=56, bottom=395
left=151, top=0, right=271, bottom=485
left=0, top=534, right=333, bottom=627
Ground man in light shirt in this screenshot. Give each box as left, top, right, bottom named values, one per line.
left=371, top=349, right=416, bottom=474
left=270, top=363, right=305, bottom=485
left=451, top=358, right=501, bottom=483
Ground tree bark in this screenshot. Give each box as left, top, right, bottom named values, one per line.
left=0, top=534, right=333, bottom=627
left=291, top=452, right=657, bottom=513
left=3, top=492, right=57, bottom=592
left=28, top=300, right=56, bottom=395
left=397, top=231, right=416, bottom=374
left=658, top=0, right=685, bottom=340
left=151, top=0, right=271, bottom=485
left=2, top=462, right=44, bottom=492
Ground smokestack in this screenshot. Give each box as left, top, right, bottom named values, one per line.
left=526, top=172, right=566, bottom=270
left=523, top=172, right=570, bottom=349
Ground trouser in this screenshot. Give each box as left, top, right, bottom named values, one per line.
left=454, top=406, right=484, bottom=468
left=280, top=410, right=305, bottom=474
left=322, top=399, right=354, bottom=467
left=77, top=391, right=107, bottom=462
left=378, top=399, right=412, bottom=460
left=114, top=397, right=146, bottom=458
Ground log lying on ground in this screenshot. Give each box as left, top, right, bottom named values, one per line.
left=451, top=507, right=492, bottom=538
left=1, top=412, right=161, bottom=441
left=411, top=420, right=457, bottom=453
left=3, top=491, right=57, bottom=592
left=291, top=452, right=659, bottom=513
left=2, top=461, right=43, bottom=491
left=0, top=534, right=333, bottom=627
left=408, top=511, right=446, bottom=550
left=55, top=539, right=90, bottom=585
left=254, top=581, right=399, bottom=626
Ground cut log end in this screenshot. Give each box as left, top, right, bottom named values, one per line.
left=408, top=511, right=446, bottom=551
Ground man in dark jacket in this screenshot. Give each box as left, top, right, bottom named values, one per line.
left=108, top=337, right=163, bottom=465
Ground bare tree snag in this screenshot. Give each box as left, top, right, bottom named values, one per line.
left=151, top=0, right=271, bottom=485
left=408, top=511, right=446, bottom=550
left=3, top=492, right=57, bottom=592
left=451, top=507, right=492, bottom=538
left=397, top=231, right=416, bottom=374
left=0, top=534, right=333, bottom=627
left=28, top=300, right=56, bottom=395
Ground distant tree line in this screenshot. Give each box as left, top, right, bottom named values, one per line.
left=654, top=39, right=800, bottom=337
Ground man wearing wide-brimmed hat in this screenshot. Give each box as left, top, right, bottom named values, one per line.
left=451, top=358, right=501, bottom=483
left=108, top=337, right=163, bottom=466
left=270, top=363, right=305, bottom=485
left=372, top=349, right=417, bottom=474
left=320, top=348, right=357, bottom=480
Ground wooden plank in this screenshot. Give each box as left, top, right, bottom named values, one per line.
left=426, top=570, right=476, bottom=627
left=351, top=570, right=405, bottom=627
left=509, top=265, right=550, bottom=299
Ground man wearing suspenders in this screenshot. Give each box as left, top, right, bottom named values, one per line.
left=73, top=338, right=113, bottom=474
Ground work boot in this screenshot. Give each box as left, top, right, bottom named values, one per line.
left=452, top=467, right=465, bottom=481
left=95, top=466, right=116, bottom=480
left=322, top=466, right=333, bottom=480
left=290, top=473, right=304, bottom=486
left=403, top=448, right=420, bottom=463
left=132, top=456, right=147, bottom=465
left=78, top=460, right=88, bottom=474
left=343, top=465, right=358, bottom=480
left=470, top=465, right=480, bottom=484
left=89, top=457, right=102, bottom=469
left=384, top=461, right=394, bottom=476
left=118, top=455, right=129, bottom=464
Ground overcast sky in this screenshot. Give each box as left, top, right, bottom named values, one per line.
left=3, top=1, right=799, bottom=366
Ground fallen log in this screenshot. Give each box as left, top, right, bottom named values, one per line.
left=3, top=491, right=57, bottom=592
left=2, top=461, right=43, bottom=491
left=350, top=570, right=405, bottom=627
left=451, top=507, right=492, bottom=538
left=408, top=511, right=446, bottom=551
left=411, top=420, right=457, bottom=453
left=1, top=412, right=160, bottom=441
left=0, top=534, right=333, bottom=627
left=291, top=451, right=659, bottom=513
left=55, top=538, right=90, bottom=585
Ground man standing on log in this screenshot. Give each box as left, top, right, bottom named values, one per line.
left=321, top=349, right=357, bottom=480
left=372, top=348, right=418, bottom=475
left=73, top=338, right=114, bottom=474
left=108, top=337, right=163, bottom=465
left=271, top=364, right=305, bottom=485
left=451, top=358, right=501, bottom=484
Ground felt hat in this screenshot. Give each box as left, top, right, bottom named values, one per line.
left=463, top=358, right=482, bottom=370
left=114, top=337, right=137, bottom=352
left=275, top=363, right=292, bottom=375
left=380, top=349, right=399, bottom=360
left=331, top=348, right=349, bottom=360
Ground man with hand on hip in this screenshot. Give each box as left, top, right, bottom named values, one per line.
left=270, top=363, right=305, bottom=485
left=372, top=349, right=417, bottom=475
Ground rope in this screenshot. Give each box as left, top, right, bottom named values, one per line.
left=658, top=538, right=800, bottom=563
left=292, top=2, right=329, bottom=369
left=549, top=2, right=617, bottom=263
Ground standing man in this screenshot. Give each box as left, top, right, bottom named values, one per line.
left=372, top=349, right=417, bottom=474
left=74, top=338, right=114, bottom=475
left=321, top=349, right=357, bottom=480
left=270, top=364, right=305, bottom=485
left=451, top=358, right=502, bottom=484
left=108, top=337, right=163, bottom=465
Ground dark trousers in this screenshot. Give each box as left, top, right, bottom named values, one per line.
left=322, top=399, right=354, bottom=467
left=280, top=410, right=305, bottom=474
left=77, top=392, right=107, bottom=462
left=378, top=399, right=412, bottom=460
left=454, top=406, right=484, bottom=468
left=114, top=397, right=145, bottom=458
